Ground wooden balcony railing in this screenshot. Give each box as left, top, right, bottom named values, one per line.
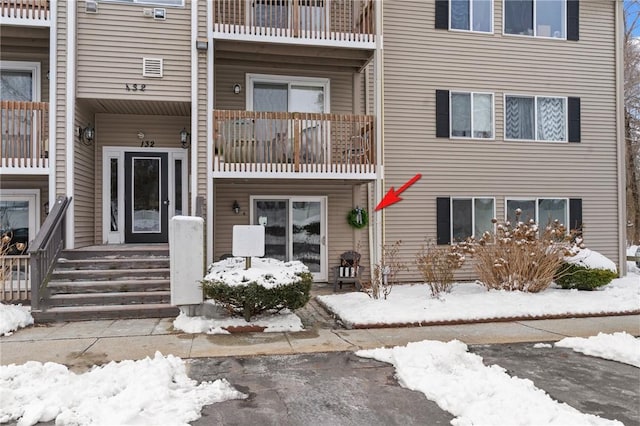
left=1, top=0, right=50, bottom=21
left=1, top=254, right=30, bottom=302
left=1, top=101, right=49, bottom=170
left=214, top=110, right=375, bottom=175
left=213, top=0, right=375, bottom=43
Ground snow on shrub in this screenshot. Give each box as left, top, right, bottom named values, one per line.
left=202, top=257, right=312, bottom=321
left=555, top=249, right=618, bottom=290
left=458, top=210, right=581, bottom=293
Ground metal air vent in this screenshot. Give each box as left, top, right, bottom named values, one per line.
left=142, top=58, right=163, bottom=78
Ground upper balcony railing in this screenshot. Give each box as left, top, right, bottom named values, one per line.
left=213, top=110, right=375, bottom=178
left=1, top=101, right=49, bottom=172
left=213, top=0, right=375, bottom=45
left=0, top=0, right=50, bottom=25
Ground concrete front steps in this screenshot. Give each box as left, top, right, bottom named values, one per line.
left=32, top=245, right=179, bottom=322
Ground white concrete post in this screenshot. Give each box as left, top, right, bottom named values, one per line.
left=170, top=216, right=205, bottom=313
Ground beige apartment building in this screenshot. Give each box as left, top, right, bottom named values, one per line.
left=0, top=0, right=626, bottom=320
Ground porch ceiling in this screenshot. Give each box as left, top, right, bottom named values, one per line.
left=78, top=98, right=191, bottom=117
left=214, top=40, right=373, bottom=72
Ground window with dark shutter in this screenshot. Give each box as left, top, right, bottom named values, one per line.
left=568, top=97, right=581, bottom=143
left=436, top=90, right=450, bottom=138
left=435, top=0, right=449, bottom=30
left=437, top=197, right=451, bottom=245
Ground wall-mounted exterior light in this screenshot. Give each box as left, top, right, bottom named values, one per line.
left=78, top=124, right=95, bottom=146
left=180, top=128, right=190, bottom=149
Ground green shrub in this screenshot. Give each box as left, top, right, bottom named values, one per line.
left=555, top=263, right=617, bottom=290
left=202, top=272, right=312, bottom=321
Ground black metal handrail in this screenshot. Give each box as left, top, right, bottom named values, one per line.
left=28, top=196, right=71, bottom=310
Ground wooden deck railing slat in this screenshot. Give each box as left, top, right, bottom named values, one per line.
left=213, top=110, right=374, bottom=175
left=213, top=0, right=374, bottom=42
left=0, top=101, right=49, bottom=169
left=0, top=0, right=50, bottom=20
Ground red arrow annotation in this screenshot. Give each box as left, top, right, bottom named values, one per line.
left=374, top=173, right=422, bottom=211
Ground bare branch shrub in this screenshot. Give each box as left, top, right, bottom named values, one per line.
left=457, top=210, right=582, bottom=293
left=369, top=240, right=406, bottom=300
left=415, top=241, right=466, bottom=297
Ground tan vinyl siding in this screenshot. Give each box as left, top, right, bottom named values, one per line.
left=55, top=0, right=67, bottom=197
left=74, top=103, right=96, bottom=247
left=93, top=114, right=190, bottom=243
left=0, top=27, right=50, bottom=103
left=76, top=0, right=191, bottom=101
left=383, top=1, right=620, bottom=281
left=213, top=181, right=368, bottom=283
left=214, top=63, right=354, bottom=113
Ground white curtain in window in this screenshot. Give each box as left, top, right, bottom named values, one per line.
left=452, top=93, right=471, bottom=137
left=537, top=97, right=565, bottom=141
left=451, top=0, right=470, bottom=30
left=473, top=93, right=492, bottom=138
left=472, top=0, right=492, bottom=32
left=0, top=71, right=32, bottom=101
left=505, top=96, right=534, bottom=140
left=474, top=198, right=494, bottom=236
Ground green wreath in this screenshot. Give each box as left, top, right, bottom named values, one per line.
left=347, top=207, right=368, bottom=229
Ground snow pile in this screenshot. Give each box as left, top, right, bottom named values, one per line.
left=357, top=340, right=622, bottom=426
left=628, top=245, right=640, bottom=274
left=173, top=310, right=304, bottom=334
left=0, top=303, right=33, bottom=336
left=565, top=249, right=617, bottom=272
left=533, top=343, right=553, bottom=349
left=205, top=257, right=308, bottom=288
left=555, top=332, right=640, bottom=368
left=0, top=352, right=246, bottom=426
left=318, top=273, right=640, bottom=327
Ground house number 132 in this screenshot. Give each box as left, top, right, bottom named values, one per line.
left=125, top=83, right=146, bottom=92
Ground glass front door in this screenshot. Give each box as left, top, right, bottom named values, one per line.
left=124, top=152, right=169, bottom=243
left=253, top=196, right=327, bottom=281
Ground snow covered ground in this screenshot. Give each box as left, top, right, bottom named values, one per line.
left=0, top=303, right=33, bottom=336
left=173, top=309, right=304, bottom=334
left=318, top=272, right=640, bottom=327
left=357, top=339, right=624, bottom=426
left=0, top=352, right=245, bottom=426
left=555, top=331, right=640, bottom=367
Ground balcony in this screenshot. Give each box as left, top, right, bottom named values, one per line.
left=213, top=0, right=375, bottom=48
left=1, top=101, right=49, bottom=173
left=213, top=110, right=376, bottom=179
left=0, top=0, right=50, bottom=26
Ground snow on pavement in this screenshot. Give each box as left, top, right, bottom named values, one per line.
left=357, top=340, right=623, bottom=426
left=0, top=352, right=246, bottom=426
left=0, top=303, right=33, bottom=336
left=173, top=310, right=304, bottom=334
left=555, top=332, right=640, bottom=368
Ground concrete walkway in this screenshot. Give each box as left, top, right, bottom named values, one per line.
left=1, top=307, right=638, bottom=372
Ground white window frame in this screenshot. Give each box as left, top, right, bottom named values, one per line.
left=99, top=0, right=184, bottom=7
left=246, top=74, right=331, bottom=113
left=450, top=91, right=495, bottom=140
left=504, top=197, right=569, bottom=229
left=449, top=0, right=494, bottom=34
left=502, top=0, right=567, bottom=40
left=450, top=196, right=496, bottom=242
left=102, top=147, right=188, bottom=244
left=0, top=61, right=41, bottom=102
left=250, top=195, right=328, bottom=282
left=0, top=189, right=40, bottom=244
left=503, top=94, right=568, bottom=143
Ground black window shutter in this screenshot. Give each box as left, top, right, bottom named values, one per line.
left=435, top=0, right=449, bottom=30
left=567, top=0, right=579, bottom=41
left=569, top=198, right=583, bottom=234
left=436, top=197, right=451, bottom=245
left=436, top=90, right=450, bottom=138
left=568, top=97, right=581, bottom=142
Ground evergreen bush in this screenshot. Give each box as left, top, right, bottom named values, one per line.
left=555, top=263, right=617, bottom=290
left=202, top=272, right=312, bottom=321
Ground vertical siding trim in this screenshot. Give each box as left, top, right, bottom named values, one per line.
left=191, top=0, right=198, bottom=216
left=615, top=0, right=626, bottom=275
left=65, top=0, right=76, bottom=249
left=436, top=197, right=451, bottom=245
left=568, top=97, right=581, bottom=142
left=49, top=1, right=57, bottom=206
left=567, top=0, right=579, bottom=41
left=435, top=0, right=449, bottom=30
left=207, top=2, right=215, bottom=264
left=436, top=89, right=450, bottom=138
left=373, top=0, right=384, bottom=278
